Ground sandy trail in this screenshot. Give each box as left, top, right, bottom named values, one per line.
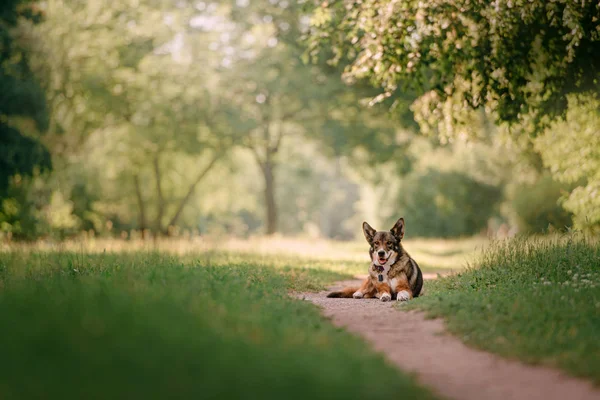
left=300, top=278, right=600, bottom=400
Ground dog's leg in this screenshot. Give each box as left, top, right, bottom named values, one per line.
left=393, top=273, right=413, bottom=302
left=375, top=282, right=392, bottom=302
left=362, top=281, right=377, bottom=298
left=353, top=277, right=373, bottom=299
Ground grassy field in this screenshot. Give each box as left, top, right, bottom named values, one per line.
left=407, top=234, right=600, bottom=383
left=0, top=249, right=439, bottom=400
left=7, top=234, right=597, bottom=396
left=1, top=235, right=487, bottom=274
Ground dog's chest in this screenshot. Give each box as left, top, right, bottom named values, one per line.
left=372, top=263, right=390, bottom=284
left=373, top=268, right=401, bottom=293
left=387, top=277, right=401, bottom=293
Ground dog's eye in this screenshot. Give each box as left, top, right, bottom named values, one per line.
left=374, top=241, right=379, bottom=246
left=387, top=241, right=392, bottom=246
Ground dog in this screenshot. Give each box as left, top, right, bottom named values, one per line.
left=327, top=217, right=423, bottom=302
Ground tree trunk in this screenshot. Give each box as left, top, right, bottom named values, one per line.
left=248, top=116, right=280, bottom=235
left=262, top=157, right=277, bottom=235
left=153, top=154, right=166, bottom=236
left=133, top=174, right=148, bottom=239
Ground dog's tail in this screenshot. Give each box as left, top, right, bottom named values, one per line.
left=327, top=286, right=359, bottom=298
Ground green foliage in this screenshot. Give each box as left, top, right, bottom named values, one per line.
left=535, top=94, right=600, bottom=231
left=508, top=173, right=573, bottom=233
left=396, top=169, right=501, bottom=237
left=307, top=0, right=600, bottom=134
left=276, top=139, right=361, bottom=239
left=23, top=0, right=239, bottom=235
left=219, top=0, right=415, bottom=233
left=0, top=126, right=51, bottom=195
left=306, top=1, right=600, bottom=237
left=369, top=135, right=510, bottom=239
left=1, top=0, right=582, bottom=240
left=0, top=0, right=51, bottom=193
left=0, top=173, right=81, bottom=240
left=12, top=0, right=416, bottom=238
left=408, top=236, right=600, bottom=383
left=0, top=251, right=436, bottom=399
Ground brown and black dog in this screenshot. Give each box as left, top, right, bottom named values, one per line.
left=327, top=218, right=423, bottom=302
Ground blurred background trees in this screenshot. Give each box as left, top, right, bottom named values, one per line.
left=0, top=0, right=52, bottom=239
left=0, top=1, right=50, bottom=196
left=1, top=0, right=597, bottom=241
left=307, top=0, right=599, bottom=234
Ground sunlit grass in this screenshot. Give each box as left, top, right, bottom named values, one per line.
left=0, top=251, right=437, bottom=399
left=407, top=234, right=600, bottom=383
left=0, top=235, right=489, bottom=274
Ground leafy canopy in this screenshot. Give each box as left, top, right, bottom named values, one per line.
left=307, top=0, right=600, bottom=135
left=0, top=0, right=50, bottom=194
left=535, top=94, right=600, bottom=230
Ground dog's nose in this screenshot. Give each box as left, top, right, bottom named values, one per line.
left=377, top=250, right=385, bottom=257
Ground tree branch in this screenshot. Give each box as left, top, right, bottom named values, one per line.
left=165, top=153, right=222, bottom=229
left=271, top=123, right=285, bottom=153
left=246, top=143, right=266, bottom=172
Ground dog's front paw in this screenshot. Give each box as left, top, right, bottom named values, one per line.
left=396, top=290, right=411, bottom=302
left=380, top=293, right=391, bottom=302
left=352, top=291, right=364, bottom=299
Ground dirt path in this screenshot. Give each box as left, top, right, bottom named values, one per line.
left=300, top=278, right=600, bottom=400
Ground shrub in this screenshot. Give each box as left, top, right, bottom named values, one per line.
left=396, top=169, right=502, bottom=237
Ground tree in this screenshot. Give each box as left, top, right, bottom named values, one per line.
left=26, top=0, right=235, bottom=237
left=307, top=0, right=600, bottom=135
left=0, top=0, right=50, bottom=194
left=215, top=0, right=411, bottom=234
left=10, top=0, right=419, bottom=239
left=396, top=169, right=501, bottom=237
left=306, top=0, right=600, bottom=233
left=534, top=94, right=600, bottom=231
left=507, top=173, right=573, bottom=233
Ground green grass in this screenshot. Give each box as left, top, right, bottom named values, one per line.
left=0, top=251, right=436, bottom=400
left=407, top=235, right=600, bottom=383
left=5, top=235, right=486, bottom=274
left=183, top=251, right=370, bottom=280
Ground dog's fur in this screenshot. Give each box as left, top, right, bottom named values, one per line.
left=327, top=218, right=423, bottom=302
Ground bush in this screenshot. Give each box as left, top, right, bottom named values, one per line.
left=508, top=173, right=573, bottom=233
left=0, top=175, right=80, bottom=240
left=535, top=94, right=600, bottom=231
left=396, top=169, right=502, bottom=237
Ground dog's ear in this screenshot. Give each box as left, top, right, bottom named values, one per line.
left=390, top=217, right=405, bottom=241
left=362, top=221, right=376, bottom=244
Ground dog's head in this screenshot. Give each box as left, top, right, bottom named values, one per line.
left=362, top=218, right=405, bottom=266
